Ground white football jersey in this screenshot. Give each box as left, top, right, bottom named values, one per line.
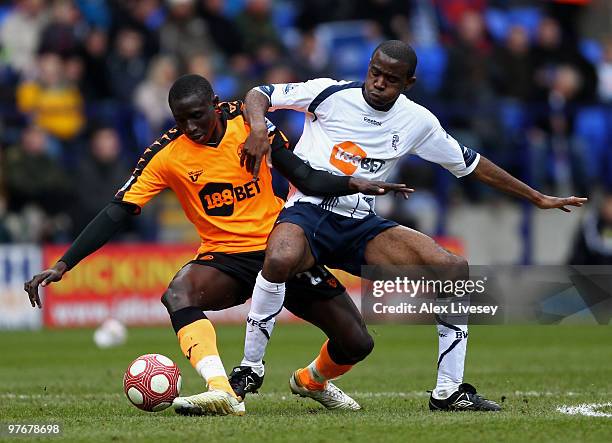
left=256, top=78, right=480, bottom=219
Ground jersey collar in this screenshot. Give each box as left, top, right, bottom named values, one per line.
left=361, top=85, right=397, bottom=112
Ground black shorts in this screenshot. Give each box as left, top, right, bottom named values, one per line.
left=189, top=250, right=345, bottom=305
left=277, top=203, right=398, bottom=276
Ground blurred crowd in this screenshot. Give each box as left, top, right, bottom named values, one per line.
left=0, top=0, right=611, bottom=263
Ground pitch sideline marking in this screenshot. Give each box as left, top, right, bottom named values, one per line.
left=557, top=403, right=612, bottom=418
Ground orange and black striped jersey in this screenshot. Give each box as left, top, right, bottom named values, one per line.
left=114, top=101, right=288, bottom=255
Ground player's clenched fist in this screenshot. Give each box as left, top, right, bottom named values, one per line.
left=24, top=261, right=68, bottom=308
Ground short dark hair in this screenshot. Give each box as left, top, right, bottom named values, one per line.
left=168, top=74, right=214, bottom=106
left=373, top=40, right=418, bottom=77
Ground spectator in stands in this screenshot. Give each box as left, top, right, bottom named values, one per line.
left=442, top=9, right=493, bottom=104
left=200, top=0, right=245, bottom=59
left=352, top=0, right=411, bottom=41
left=290, top=31, right=332, bottom=80
left=0, top=0, right=48, bottom=75
left=109, top=0, right=162, bottom=59
left=235, top=0, right=283, bottom=55
left=16, top=53, right=85, bottom=143
left=441, top=9, right=505, bottom=165
left=0, top=150, right=12, bottom=243
left=64, top=54, right=85, bottom=93
left=294, top=0, right=354, bottom=32
left=434, top=0, right=486, bottom=37
left=568, top=190, right=612, bottom=265
left=38, top=0, right=83, bottom=58
left=160, top=0, right=216, bottom=70
left=531, top=16, right=597, bottom=101
left=107, top=28, right=148, bottom=101
left=134, top=55, right=178, bottom=135
left=81, top=28, right=111, bottom=101
left=596, top=36, right=612, bottom=103
left=491, top=25, right=534, bottom=101
left=2, top=124, right=71, bottom=221
left=529, top=65, right=589, bottom=195
left=71, top=127, right=130, bottom=235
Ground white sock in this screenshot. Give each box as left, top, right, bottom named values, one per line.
left=433, top=318, right=468, bottom=400
left=241, top=272, right=285, bottom=374
left=195, top=355, right=228, bottom=386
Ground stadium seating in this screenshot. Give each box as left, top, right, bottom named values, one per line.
left=573, top=106, right=609, bottom=180
left=315, top=21, right=381, bottom=80
left=413, top=44, right=447, bottom=95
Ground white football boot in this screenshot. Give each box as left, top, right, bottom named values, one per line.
left=173, top=390, right=246, bottom=416
left=289, top=371, right=361, bottom=410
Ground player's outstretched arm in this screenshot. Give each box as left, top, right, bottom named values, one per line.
left=241, top=88, right=273, bottom=178
left=471, top=155, right=587, bottom=212
left=270, top=145, right=414, bottom=197
left=24, top=202, right=137, bottom=308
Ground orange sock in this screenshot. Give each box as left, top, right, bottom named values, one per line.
left=177, top=319, right=237, bottom=398
left=296, top=340, right=353, bottom=391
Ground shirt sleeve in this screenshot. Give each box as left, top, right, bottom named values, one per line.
left=265, top=117, right=290, bottom=152
left=114, top=147, right=168, bottom=209
left=411, top=112, right=480, bottom=178
left=254, top=78, right=340, bottom=113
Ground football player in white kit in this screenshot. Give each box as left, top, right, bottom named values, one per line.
left=230, top=40, right=587, bottom=411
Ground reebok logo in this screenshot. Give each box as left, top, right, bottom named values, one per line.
left=364, top=116, right=382, bottom=126
left=188, top=169, right=203, bottom=182
left=329, top=141, right=386, bottom=175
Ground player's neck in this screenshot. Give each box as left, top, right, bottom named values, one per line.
left=204, top=114, right=227, bottom=147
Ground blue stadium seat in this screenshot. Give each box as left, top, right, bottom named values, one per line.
left=272, top=1, right=297, bottom=31
left=315, top=21, right=381, bottom=80
left=214, top=76, right=238, bottom=101
left=579, top=39, right=603, bottom=65
left=507, top=7, right=541, bottom=39
left=485, top=8, right=510, bottom=42
left=498, top=101, right=527, bottom=133
left=485, top=7, right=541, bottom=41
left=414, top=44, right=447, bottom=94
left=574, top=106, right=609, bottom=178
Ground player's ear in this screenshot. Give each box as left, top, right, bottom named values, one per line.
left=212, top=95, right=220, bottom=107
left=404, top=76, right=416, bottom=91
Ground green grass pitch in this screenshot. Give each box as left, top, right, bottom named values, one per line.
left=1, top=324, right=611, bottom=442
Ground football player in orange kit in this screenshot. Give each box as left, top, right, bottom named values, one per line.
left=24, top=74, right=412, bottom=415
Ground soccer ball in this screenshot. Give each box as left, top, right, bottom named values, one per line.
left=93, top=318, right=127, bottom=348
left=123, top=354, right=182, bottom=412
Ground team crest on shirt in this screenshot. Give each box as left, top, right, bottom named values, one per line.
left=283, top=83, right=298, bottom=94
left=188, top=169, right=204, bottom=182
left=391, top=133, right=400, bottom=151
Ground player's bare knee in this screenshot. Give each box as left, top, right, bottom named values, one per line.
left=263, top=248, right=302, bottom=282
left=354, top=331, right=374, bottom=361
left=429, top=250, right=468, bottom=282
left=161, top=274, right=197, bottom=313
left=445, top=254, right=469, bottom=281
left=343, top=332, right=374, bottom=364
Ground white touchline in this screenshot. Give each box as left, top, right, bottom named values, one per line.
left=557, top=403, right=612, bottom=418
